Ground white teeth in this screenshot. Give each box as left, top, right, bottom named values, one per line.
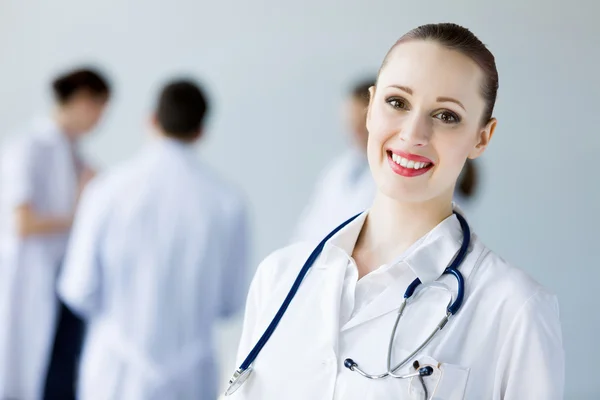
left=391, top=154, right=431, bottom=170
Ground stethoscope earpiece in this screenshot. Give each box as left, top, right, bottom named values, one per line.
left=344, top=358, right=357, bottom=370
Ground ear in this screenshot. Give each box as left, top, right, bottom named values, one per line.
left=468, top=118, right=497, bottom=159
left=367, top=85, right=375, bottom=108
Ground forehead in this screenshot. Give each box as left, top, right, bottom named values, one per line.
left=378, top=41, right=484, bottom=108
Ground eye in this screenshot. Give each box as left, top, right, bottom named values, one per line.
left=386, top=97, right=409, bottom=110
left=433, top=110, right=460, bottom=124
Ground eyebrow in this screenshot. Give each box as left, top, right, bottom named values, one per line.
left=389, top=85, right=412, bottom=95
left=387, top=85, right=466, bottom=112
left=436, top=96, right=466, bottom=112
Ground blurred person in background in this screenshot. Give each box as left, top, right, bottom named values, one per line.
left=454, top=158, right=480, bottom=210
left=0, top=67, right=111, bottom=400
left=291, top=78, right=377, bottom=243
left=57, top=78, right=250, bottom=399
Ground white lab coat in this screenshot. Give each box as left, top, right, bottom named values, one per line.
left=0, top=117, right=81, bottom=399
left=58, top=137, right=250, bottom=400
left=230, top=207, right=564, bottom=399
left=292, top=148, right=375, bottom=243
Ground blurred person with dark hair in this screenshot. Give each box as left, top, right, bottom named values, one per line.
left=292, top=78, right=377, bottom=243
left=57, top=78, right=250, bottom=399
left=454, top=158, right=480, bottom=208
left=0, top=66, right=111, bottom=400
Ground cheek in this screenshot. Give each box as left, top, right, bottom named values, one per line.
left=433, top=133, right=476, bottom=177
left=87, top=106, right=104, bottom=123
left=367, top=106, right=395, bottom=145
left=366, top=112, right=398, bottom=172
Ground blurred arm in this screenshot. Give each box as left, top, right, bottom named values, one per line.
left=9, top=144, right=97, bottom=238
left=15, top=204, right=73, bottom=237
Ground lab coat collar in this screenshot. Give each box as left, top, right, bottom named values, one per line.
left=403, top=207, right=465, bottom=285
left=152, top=135, right=196, bottom=152
left=320, top=211, right=368, bottom=263
left=324, top=203, right=470, bottom=331
left=321, top=203, right=468, bottom=286
left=146, top=136, right=199, bottom=162
left=33, top=116, right=70, bottom=144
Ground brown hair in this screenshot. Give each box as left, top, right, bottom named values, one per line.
left=52, top=67, right=110, bottom=104
left=350, top=78, right=376, bottom=105
left=457, top=159, right=479, bottom=199
left=155, top=79, right=209, bottom=140
left=379, top=23, right=499, bottom=125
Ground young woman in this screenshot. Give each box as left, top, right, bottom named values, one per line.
left=226, top=23, right=564, bottom=400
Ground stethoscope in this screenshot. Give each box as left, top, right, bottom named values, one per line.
left=225, top=210, right=470, bottom=396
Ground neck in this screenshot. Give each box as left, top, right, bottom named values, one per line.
left=154, top=129, right=200, bottom=145
left=52, top=109, right=78, bottom=141
left=354, top=191, right=454, bottom=267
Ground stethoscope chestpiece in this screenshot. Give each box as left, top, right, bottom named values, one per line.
left=224, top=366, right=253, bottom=396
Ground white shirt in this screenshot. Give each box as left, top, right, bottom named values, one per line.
left=338, top=234, right=427, bottom=329
left=292, top=148, right=376, bottom=243
left=0, top=117, right=81, bottom=400
left=229, top=207, right=564, bottom=400
left=58, top=137, right=250, bottom=400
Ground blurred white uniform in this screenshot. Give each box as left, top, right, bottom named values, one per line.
left=58, top=137, right=249, bottom=400
left=292, top=148, right=375, bottom=243
left=0, top=117, right=82, bottom=399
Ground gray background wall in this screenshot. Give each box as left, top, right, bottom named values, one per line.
left=1, top=0, right=597, bottom=397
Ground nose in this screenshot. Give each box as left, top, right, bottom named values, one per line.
left=398, top=113, right=432, bottom=147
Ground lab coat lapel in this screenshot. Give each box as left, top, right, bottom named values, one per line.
left=340, top=263, right=416, bottom=332
left=312, top=246, right=351, bottom=352
left=53, top=137, right=78, bottom=213
left=36, top=118, right=78, bottom=214
left=341, top=215, right=465, bottom=332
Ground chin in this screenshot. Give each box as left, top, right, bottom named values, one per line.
left=376, top=178, right=433, bottom=204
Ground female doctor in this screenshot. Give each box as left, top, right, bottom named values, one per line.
left=0, top=67, right=110, bottom=399
left=227, top=23, right=564, bottom=400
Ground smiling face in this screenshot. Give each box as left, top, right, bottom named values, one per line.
left=366, top=40, right=496, bottom=204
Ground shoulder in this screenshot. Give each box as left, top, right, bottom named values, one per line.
left=78, top=158, right=142, bottom=209
left=1, top=130, right=46, bottom=160
left=469, top=237, right=559, bottom=319
left=251, top=242, right=316, bottom=295
left=77, top=171, right=119, bottom=214
left=89, top=159, right=136, bottom=192
left=89, top=148, right=170, bottom=193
